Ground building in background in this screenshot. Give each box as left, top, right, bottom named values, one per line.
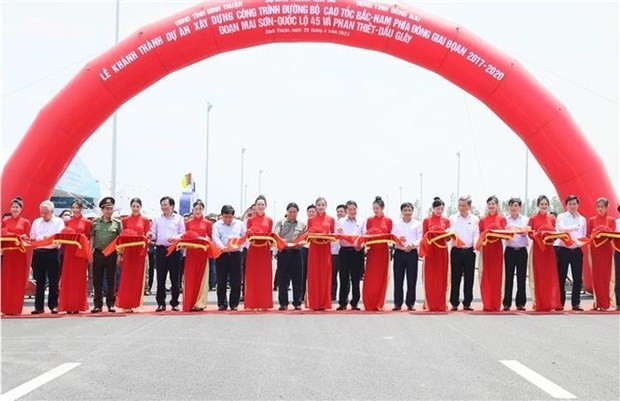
left=51, top=156, right=101, bottom=214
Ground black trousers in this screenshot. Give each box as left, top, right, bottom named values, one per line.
left=503, top=247, right=528, bottom=308
left=241, top=248, right=247, bottom=296
left=32, top=249, right=60, bottom=311
left=450, top=247, right=476, bottom=307
left=615, top=251, right=620, bottom=308
left=338, top=247, right=364, bottom=307
left=179, top=256, right=185, bottom=291
left=300, top=247, right=309, bottom=300
left=155, top=246, right=181, bottom=307
left=393, top=249, right=418, bottom=308
left=277, top=249, right=303, bottom=307
left=147, top=250, right=156, bottom=291
left=216, top=252, right=242, bottom=308
left=93, top=249, right=117, bottom=309
left=208, top=259, right=217, bottom=289
left=556, top=246, right=583, bottom=307
left=331, top=254, right=340, bottom=300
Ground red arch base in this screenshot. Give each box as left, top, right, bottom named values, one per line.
left=2, top=0, right=616, bottom=218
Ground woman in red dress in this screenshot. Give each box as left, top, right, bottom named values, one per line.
left=1, top=197, right=32, bottom=315
left=183, top=199, right=213, bottom=311
left=478, top=196, right=508, bottom=311
left=58, top=199, right=92, bottom=313
left=362, top=196, right=393, bottom=311
left=586, top=197, right=617, bottom=311
left=306, top=197, right=336, bottom=310
left=528, top=195, right=562, bottom=312
left=420, top=197, right=451, bottom=312
left=116, top=197, right=151, bottom=312
left=244, top=195, right=274, bottom=310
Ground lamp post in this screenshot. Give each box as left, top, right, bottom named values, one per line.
left=419, top=172, right=423, bottom=218
left=524, top=148, right=529, bottom=216
left=240, top=147, right=246, bottom=211
left=456, top=151, right=461, bottom=198
left=258, top=169, right=263, bottom=195
left=110, top=0, right=120, bottom=198
left=399, top=186, right=402, bottom=205
left=204, top=102, right=213, bottom=210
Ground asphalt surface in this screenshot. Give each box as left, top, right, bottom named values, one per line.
left=2, top=271, right=619, bottom=400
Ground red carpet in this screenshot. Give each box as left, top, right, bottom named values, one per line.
left=3, top=304, right=618, bottom=318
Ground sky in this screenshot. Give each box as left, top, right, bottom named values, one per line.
left=2, top=0, right=618, bottom=220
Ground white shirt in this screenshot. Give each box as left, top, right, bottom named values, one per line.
left=504, top=214, right=529, bottom=249
left=449, top=213, right=480, bottom=248
left=336, top=216, right=364, bottom=247
left=151, top=213, right=185, bottom=246
left=616, top=218, right=620, bottom=233
left=555, top=211, right=586, bottom=248
left=30, top=216, right=65, bottom=249
left=212, top=219, right=246, bottom=252
left=392, top=218, right=422, bottom=251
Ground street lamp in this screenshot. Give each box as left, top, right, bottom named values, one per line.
left=258, top=169, right=263, bottom=195
left=419, top=172, right=423, bottom=218
left=524, top=147, right=529, bottom=216
left=399, top=186, right=402, bottom=205
left=456, top=151, right=461, bottom=198
left=205, top=102, right=213, bottom=210
left=110, top=0, right=121, bottom=198
left=240, top=147, right=246, bottom=211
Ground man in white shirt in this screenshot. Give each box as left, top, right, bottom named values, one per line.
left=391, top=202, right=422, bottom=311
left=449, top=195, right=480, bottom=311
left=556, top=195, right=587, bottom=311
left=151, top=196, right=185, bottom=312
left=336, top=200, right=365, bottom=310
left=29, top=200, right=65, bottom=314
left=212, top=205, right=246, bottom=310
left=615, top=205, right=620, bottom=311
left=503, top=197, right=529, bottom=311
left=331, top=204, right=346, bottom=301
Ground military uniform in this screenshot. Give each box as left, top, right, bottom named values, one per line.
left=91, top=197, right=122, bottom=312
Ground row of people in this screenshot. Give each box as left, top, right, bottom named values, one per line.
left=2, top=192, right=619, bottom=315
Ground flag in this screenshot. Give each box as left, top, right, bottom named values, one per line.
left=181, top=173, right=192, bottom=188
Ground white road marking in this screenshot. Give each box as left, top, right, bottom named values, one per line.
left=500, top=360, right=577, bottom=399
left=0, top=363, right=80, bottom=401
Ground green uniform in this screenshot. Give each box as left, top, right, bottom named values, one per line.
left=91, top=218, right=122, bottom=250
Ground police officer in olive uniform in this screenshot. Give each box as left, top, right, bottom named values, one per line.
left=90, top=197, right=122, bottom=313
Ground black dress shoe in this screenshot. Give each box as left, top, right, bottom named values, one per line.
left=336, top=306, right=347, bottom=311
left=451, top=306, right=458, bottom=311
left=572, top=305, right=583, bottom=311
left=230, top=306, right=238, bottom=311
left=407, top=306, right=415, bottom=311
left=31, top=309, right=44, bottom=315
left=171, top=306, right=180, bottom=312
left=392, top=306, right=402, bottom=311
left=90, top=307, right=102, bottom=314
left=218, top=306, right=227, bottom=311
left=50, top=308, right=58, bottom=314
left=463, top=306, right=474, bottom=311
left=517, top=306, right=526, bottom=311
left=294, top=306, right=302, bottom=311
left=108, top=307, right=116, bottom=313
left=351, top=306, right=361, bottom=311
left=155, top=305, right=165, bottom=312
left=502, top=306, right=510, bottom=311
left=278, top=306, right=287, bottom=311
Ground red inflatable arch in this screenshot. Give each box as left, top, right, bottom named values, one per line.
left=2, top=0, right=617, bottom=220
